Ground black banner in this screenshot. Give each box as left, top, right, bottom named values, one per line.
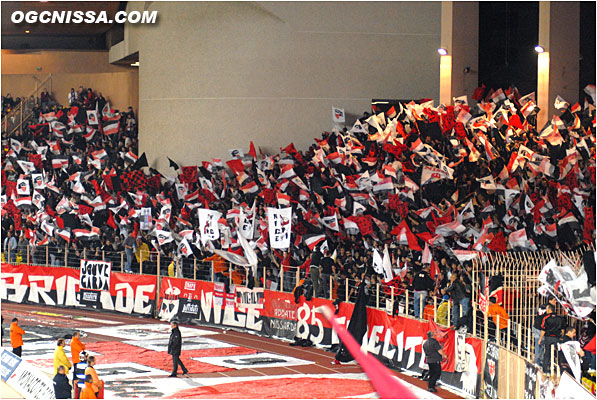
left=524, top=360, right=538, bottom=399
left=484, top=341, right=500, bottom=399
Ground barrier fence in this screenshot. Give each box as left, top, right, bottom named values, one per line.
left=1, top=245, right=594, bottom=399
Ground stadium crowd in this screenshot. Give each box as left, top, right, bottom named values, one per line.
left=1, top=85, right=596, bottom=325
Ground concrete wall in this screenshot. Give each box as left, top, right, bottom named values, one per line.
left=2, top=50, right=138, bottom=112
left=111, top=1, right=442, bottom=170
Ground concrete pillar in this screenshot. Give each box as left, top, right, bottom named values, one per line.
left=440, top=1, right=479, bottom=105
left=537, top=1, right=580, bottom=128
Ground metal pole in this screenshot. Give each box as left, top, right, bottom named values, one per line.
left=329, top=275, right=332, bottom=300
left=102, top=250, right=105, bottom=261
left=121, top=252, right=124, bottom=273
left=83, top=248, right=86, bottom=260
left=26, top=245, right=30, bottom=265
left=448, top=300, right=451, bottom=327
left=193, top=258, right=196, bottom=281
left=390, top=287, right=395, bottom=315
left=376, top=283, right=380, bottom=309
left=345, top=278, right=348, bottom=302
left=405, top=290, right=409, bottom=315
left=211, top=261, right=215, bottom=282
left=140, top=256, right=143, bottom=275
left=280, top=268, right=284, bottom=292
left=155, top=252, right=161, bottom=318
left=434, top=296, right=438, bottom=323
left=263, top=266, right=266, bottom=288
left=64, top=244, right=68, bottom=267
left=473, top=301, right=477, bottom=337
left=507, top=318, right=511, bottom=351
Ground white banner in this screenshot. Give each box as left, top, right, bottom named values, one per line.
left=239, top=211, right=255, bottom=240
left=80, top=259, right=111, bottom=291
left=454, top=329, right=467, bottom=372
left=1, top=349, right=55, bottom=399
left=554, top=372, right=594, bottom=400
left=332, top=106, right=345, bottom=123
left=16, top=179, right=30, bottom=196
left=31, top=174, right=45, bottom=190
left=139, top=207, right=152, bottom=230
left=198, top=209, right=221, bottom=244
left=558, top=341, right=582, bottom=382
left=267, top=207, right=292, bottom=249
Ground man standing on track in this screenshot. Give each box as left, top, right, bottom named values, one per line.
left=10, top=318, right=24, bottom=357
left=168, top=320, right=189, bottom=377
left=422, top=331, right=447, bottom=393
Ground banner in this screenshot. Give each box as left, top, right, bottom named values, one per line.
left=267, top=207, right=292, bottom=249
left=454, top=329, right=467, bottom=372
left=156, top=276, right=482, bottom=397
left=525, top=360, right=538, bottom=399
left=239, top=211, right=255, bottom=240
left=332, top=107, right=345, bottom=124
left=555, top=372, right=595, bottom=400
left=1, top=264, right=156, bottom=316
left=484, top=341, right=499, bottom=399
left=559, top=341, right=582, bottom=382
left=80, top=259, right=111, bottom=291
left=139, top=207, right=152, bottom=230
left=198, top=209, right=221, bottom=244
left=1, top=348, right=55, bottom=399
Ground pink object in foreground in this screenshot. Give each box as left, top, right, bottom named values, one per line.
left=323, top=308, right=419, bottom=399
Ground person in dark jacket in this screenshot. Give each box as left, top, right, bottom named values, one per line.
left=413, top=264, right=434, bottom=319
left=53, top=365, right=72, bottom=399
left=168, top=321, right=188, bottom=377
left=539, top=303, right=564, bottom=374
left=423, top=331, right=447, bottom=393
left=442, top=273, right=466, bottom=326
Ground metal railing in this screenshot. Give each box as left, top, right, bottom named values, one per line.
left=0, top=245, right=572, bottom=392
left=2, top=74, right=52, bottom=137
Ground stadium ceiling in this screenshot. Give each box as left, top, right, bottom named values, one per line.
left=1, top=1, right=126, bottom=50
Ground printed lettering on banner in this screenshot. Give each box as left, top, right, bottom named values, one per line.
left=525, top=360, right=538, bottom=399
left=2, top=349, right=56, bottom=399
left=80, top=260, right=111, bottom=291
left=198, top=209, right=221, bottom=244
left=235, top=287, right=264, bottom=309
left=484, top=342, right=499, bottom=399
left=139, top=207, right=152, bottom=230
left=267, top=207, right=292, bottom=249
left=1, top=348, right=22, bottom=381
left=454, top=330, right=467, bottom=372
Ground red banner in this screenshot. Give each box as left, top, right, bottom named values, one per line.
left=1, top=264, right=156, bottom=316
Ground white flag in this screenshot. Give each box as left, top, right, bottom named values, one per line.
left=155, top=229, right=174, bottom=245
left=178, top=238, right=193, bottom=257
left=267, top=207, right=292, bottom=249
left=239, top=202, right=256, bottom=240
left=32, top=173, right=45, bottom=189
left=558, top=341, right=582, bottom=382
left=139, top=207, right=152, bottom=230
left=382, top=246, right=393, bottom=282
left=16, top=179, right=30, bottom=196
left=332, top=106, right=345, bottom=123
left=321, top=215, right=339, bottom=231
left=87, top=109, right=99, bottom=125
left=198, top=208, right=222, bottom=244
left=372, top=249, right=384, bottom=275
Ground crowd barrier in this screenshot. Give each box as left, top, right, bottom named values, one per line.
left=2, top=245, right=594, bottom=398
left=1, top=261, right=483, bottom=397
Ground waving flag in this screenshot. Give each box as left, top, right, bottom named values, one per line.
left=267, top=207, right=292, bottom=249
